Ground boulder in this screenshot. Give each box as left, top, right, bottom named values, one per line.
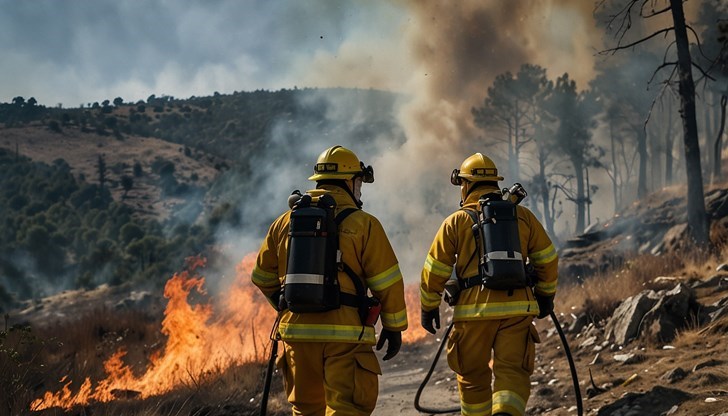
left=605, top=283, right=697, bottom=345
left=640, top=284, right=696, bottom=343
left=604, top=291, right=659, bottom=345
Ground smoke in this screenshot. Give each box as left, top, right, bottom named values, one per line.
left=367, top=0, right=604, bottom=280
left=207, top=1, right=607, bottom=283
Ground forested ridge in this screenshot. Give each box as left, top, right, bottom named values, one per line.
left=0, top=88, right=405, bottom=312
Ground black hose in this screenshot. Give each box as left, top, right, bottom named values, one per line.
left=259, top=338, right=279, bottom=416
left=260, top=314, right=283, bottom=416
left=413, top=322, right=460, bottom=414
left=550, top=311, right=583, bottom=416
left=415, top=314, right=583, bottom=416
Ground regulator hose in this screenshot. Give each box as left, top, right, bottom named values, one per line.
left=550, top=311, right=583, bottom=416
left=259, top=338, right=278, bottom=416
left=413, top=322, right=460, bottom=414
left=260, top=314, right=282, bottom=416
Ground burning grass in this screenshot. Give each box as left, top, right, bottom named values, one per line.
left=1, top=253, right=280, bottom=415
left=3, top=253, right=430, bottom=415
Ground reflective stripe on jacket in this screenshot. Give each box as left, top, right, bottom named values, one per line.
left=420, top=186, right=558, bottom=321
left=253, top=185, right=408, bottom=343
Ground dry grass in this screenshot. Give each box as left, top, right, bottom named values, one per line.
left=557, top=242, right=726, bottom=323
left=3, top=304, right=282, bottom=416
left=558, top=254, right=681, bottom=321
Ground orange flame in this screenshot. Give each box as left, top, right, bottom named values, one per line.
left=30, top=254, right=430, bottom=411
left=402, top=282, right=428, bottom=343
left=31, top=253, right=274, bottom=411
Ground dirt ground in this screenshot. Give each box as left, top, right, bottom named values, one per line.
left=372, top=306, right=728, bottom=416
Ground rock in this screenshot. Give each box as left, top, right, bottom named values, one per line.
left=691, top=273, right=728, bottom=289
left=568, top=314, right=590, bottom=334
left=605, top=283, right=698, bottom=345
left=604, top=291, right=659, bottom=345
left=579, top=336, right=597, bottom=349
left=640, top=284, right=697, bottom=343
left=692, top=359, right=722, bottom=372
left=664, top=405, right=679, bottom=415
left=653, top=276, right=680, bottom=285
left=596, top=386, right=691, bottom=416
left=704, top=296, right=728, bottom=325
left=611, top=353, right=647, bottom=365
left=661, top=223, right=689, bottom=252
left=589, top=353, right=601, bottom=365
left=660, top=367, right=687, bottom=383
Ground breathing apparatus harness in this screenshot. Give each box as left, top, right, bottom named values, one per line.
left=259, top=187, right=381, bottom=416
left=414, top=184, right=583, bottom=416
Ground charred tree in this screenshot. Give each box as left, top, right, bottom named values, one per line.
left=714, top=94, right=727, bottom=182
left=670, top=0, right=709, bottom=245
left=600, top=0, right=710, bottom=246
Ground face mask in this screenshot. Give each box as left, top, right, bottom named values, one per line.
left=354, top=177, right=363, bottom=202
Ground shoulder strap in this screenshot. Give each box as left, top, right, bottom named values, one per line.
left=459, top=208, right=481, bottom=282
left=461, top=208, right=478, bottom=225
left=334, top=208, right=369, bottom=322
left=335, top=208, right=358, bottom=225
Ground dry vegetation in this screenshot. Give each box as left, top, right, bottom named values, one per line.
left=1, top=306, right=284, bottom=416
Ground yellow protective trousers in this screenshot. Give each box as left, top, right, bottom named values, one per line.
left=276, top=341, right=382, bottom=416
left=446, top=317, right=540, bottom=416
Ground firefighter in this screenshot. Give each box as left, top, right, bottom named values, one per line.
left=420, top=153, right=558, bottom=416
left=252, top=145, right=408, bottom=416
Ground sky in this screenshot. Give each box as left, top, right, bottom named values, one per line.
left=0, top=0, right=603, bottom=108
left=0, top=0, right=414, bottom=107
left=1, top=0, right=634, bottom=280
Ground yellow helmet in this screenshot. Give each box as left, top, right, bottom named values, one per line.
left=450, top=153, right=504, bottom=185
left=308, top=145, right=374, bottom=182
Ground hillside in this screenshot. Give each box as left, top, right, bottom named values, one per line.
left=0, top=123, right=223, bottom=220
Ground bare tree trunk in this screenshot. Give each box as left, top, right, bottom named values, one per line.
left=713, top=94, right=727, bottom=183
left=586, top=167, right=592, bottom=226
left=649, top=128, right=662, bottom=190
left=574, top=159, right=586, bottom=234
left=637, top=127, right=648, bottom=198
left=665, top=97, right=674, bottom=185
left=513, top=112, right=521, bottom=183
left=670, top=0, right=710, bottom=245
left=610, top=122, right=621, bottom=213
left=703, top=92, right=713, bottom=170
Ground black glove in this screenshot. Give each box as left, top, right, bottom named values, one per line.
left=269, top=290, right=287, bottom=311
left=421, top=308, right=440, bottom=334
left=376, top=329, right=401, bottom=361
left=535, top=294, right=554, bottom=319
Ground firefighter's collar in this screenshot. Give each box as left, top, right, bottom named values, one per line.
left=308, top=186, right=359, bottom=208
left=462, top=186, right=501, bottom=207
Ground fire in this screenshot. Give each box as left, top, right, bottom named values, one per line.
left=30, top=253, right=431, bottom=411
left=30, top=253, right=274, bottom=411
left=403, top=282, right=428, bottom=343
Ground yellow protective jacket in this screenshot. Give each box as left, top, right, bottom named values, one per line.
left=421, top=186, right=558, bottom=321
left=252, top=185, right=408, bottom=344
